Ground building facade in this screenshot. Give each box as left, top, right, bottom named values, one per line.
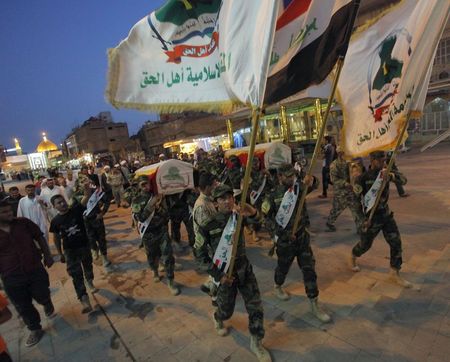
left=65, top=112, right=130, bottom=160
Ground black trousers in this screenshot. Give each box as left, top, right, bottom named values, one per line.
left=321, top=166, right=330, bottom=196
left=1, top=266, right=51, bottom=331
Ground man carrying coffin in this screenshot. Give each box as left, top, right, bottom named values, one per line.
left=196, top=184, right=271, bottom=362
left=131, top=178, right=180, bottom=296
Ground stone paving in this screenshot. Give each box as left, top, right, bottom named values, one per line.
left=1, top=143, right=449, bottom=362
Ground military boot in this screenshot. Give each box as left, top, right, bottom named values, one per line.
left=274, top=285, right=290, bottom=301
left=310, top=297, right=331, bottom=323
left=213, top=314, right=228, bottom=336
left=349, top=253, right=360, bottom=272
left=325, top=222, right=336, bottom=232
left=252, top=230, right=260, bottom=242
left=101, top=254, right=111, bottom=267
left=86, top=279, right=98, bottom=293
left=250, top=335, right=272, bottom=362
left=167, top=279, right=180, bottom=296
left=91, top=249, right=99, bottom=260
left=389, top=268, right=413, bottom=289
left=80, top=295, right=92, bottom=314
left=152, top=271, right=161, bottom=283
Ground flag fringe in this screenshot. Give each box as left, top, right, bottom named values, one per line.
left=351, top=0, right=405, bottom=41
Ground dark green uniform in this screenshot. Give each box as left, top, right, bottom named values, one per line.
left=196, top=187, right=265, bottom=338
left=131, top=191, right=175, bottom=279
left=262, top=171, right=319, bottom=299
left=352, top=165, right=407, bottom=270
left=196, top=158, right=221, bottom=177
left=166, top=190, right=198, bottom=248
left=326, top=158, right=364, bottom=230
left=72, top=176, right=109, bottom=256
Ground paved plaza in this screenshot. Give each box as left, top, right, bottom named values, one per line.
left=1, top=144, right=449, bottom=362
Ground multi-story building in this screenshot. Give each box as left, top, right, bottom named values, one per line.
left=65, top=112, right=130, bottom=160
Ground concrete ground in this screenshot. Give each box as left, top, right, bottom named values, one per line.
left=1, top=143, right=449, bottom=362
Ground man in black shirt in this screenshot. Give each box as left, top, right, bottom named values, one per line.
left=49, top=187, right=97, bottom=314
left=0, top=200, right=54, bottom=347
left=6, top=187, right=22, bottom=217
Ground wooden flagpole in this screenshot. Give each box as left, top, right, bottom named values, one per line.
left=227, top=107, right=261, bottom=278
left=290, top=56, right=345, bottom=237
left=366, top=111, right=411, bottom=225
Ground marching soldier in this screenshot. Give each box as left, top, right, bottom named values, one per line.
left=192, top=172, right=218, bottom=299
left=131, top=178, right=180, bottom=296
left=262, top=163, right=331, bottom=323
left=350, top=151, right=414, bottom=288
left=386, top=151, right=410, bottom=198
left=325, top=146, right=365, bottom=233
left=246, top=157, right=273, bottom=242
left=72, top=174, right=111, bottom=269
left=167, top=189, right=197, bottom=250
left=196, top=184, right=271, bottom=362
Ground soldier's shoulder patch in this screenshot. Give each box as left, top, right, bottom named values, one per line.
left=261, top=200, right=271, bottom=215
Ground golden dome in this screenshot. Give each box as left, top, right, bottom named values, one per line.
left=37, top=133, right=58, bottom=152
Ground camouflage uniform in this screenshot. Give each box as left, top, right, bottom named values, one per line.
left=72, top=176, right=110, bottom=257
left=166, top=190, right=198, bottom=247
left=131, top=190, right=175, bottom=279
left=193, top=192, right=217, bottom=251
left=196, top=185, right=265, bottom=338
left=262, top=167, right=320, bottom=299
left=352, top=162, right=407, bottom=270
left=196, top=158, right=221, bottom=177
left=326, top=158, right=364, bottom=230
left=123, top=180, right=140, bottom=206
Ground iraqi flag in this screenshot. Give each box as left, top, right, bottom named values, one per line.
left=264, top=0, right=358, bottom=105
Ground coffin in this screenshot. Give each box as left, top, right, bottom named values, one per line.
left=134, top=159, right=194, bottom=195
left=224, top=142, right=291, bottom=169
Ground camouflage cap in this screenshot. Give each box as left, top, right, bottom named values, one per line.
left=369, top=150, right=386, bottom=159
left=211, top=184, right=233, bottom=200
left=277, top=163, right=295, bottom=177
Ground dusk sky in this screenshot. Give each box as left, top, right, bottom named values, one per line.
left=0, top=0, right=166, bottom=153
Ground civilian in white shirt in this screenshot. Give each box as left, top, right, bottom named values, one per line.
left=17, top=184, right=49, bottom=241
left=40, top=177, right=67, bottom=222
left=57, top=175, right=73, bottom=202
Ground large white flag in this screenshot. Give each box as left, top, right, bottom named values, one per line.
left=337, top=0, right=449, bottom=157
left=106, top=0, right=278, bottom=113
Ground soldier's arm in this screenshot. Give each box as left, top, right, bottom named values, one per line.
left=390, top=169, right=407, bottom=185
left=261, top=195, right=276, bottom=235
left=353, top=174, right=365, bottom=196
left=193, top=224, right=215, bottom=274
left=131, top=195, right=157, bottom=222
left=330, top=163, right=348, bottom=188
left=193, top=206, right=212, bottom=250
left=302, top=175, right=319, bottom=194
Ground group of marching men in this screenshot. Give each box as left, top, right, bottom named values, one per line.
left=125, top=146, right=414, bottom=362
left=0, top=145, right=414, bottom=360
